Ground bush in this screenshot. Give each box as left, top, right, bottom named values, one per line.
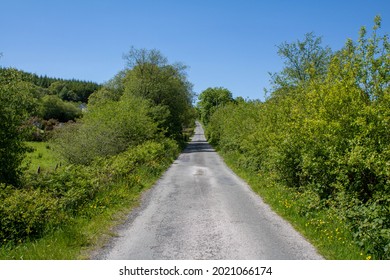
left=54, top=95, right=158, bottom=165
left=109, top=139, right=179, bottom=180
left=0, top=184, right=61, bottom=243
left=0, top=137, right=180, bottom=246
left=1, top=164, right=99, bottom=244
left=40, top=95, right=81, bottom=122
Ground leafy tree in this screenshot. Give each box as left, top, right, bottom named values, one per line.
left=88, top=87, right=121, bottom=106
left=122, top=47, right=195, bottom=139
left=0, top=68, right=101, bottom=99
left=270, top=32, right=332, bottom=89
left=123, top=47, right=168, bottom=69
left=104, top=69, right=127, bottom=95
left=0, top=69, right=101, bottom=103
left=197, top=87, right=234, bottom=124
left=334, top=15, right=390, bottom=101
left=0, top=69, right=37, bottom=185
left=57, top=86, right=77, bottom=101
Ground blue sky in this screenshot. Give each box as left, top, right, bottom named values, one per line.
left=1, top=0, right=389, bottom=100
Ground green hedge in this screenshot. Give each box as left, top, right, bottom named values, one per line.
left=206, top=20, right=390, bottom=259
left=0, top=140, right=179, bottom=245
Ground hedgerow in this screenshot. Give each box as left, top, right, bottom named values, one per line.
left=0, top=139, right=179, bottom=246
left=205, top=17, right=389, bottom=259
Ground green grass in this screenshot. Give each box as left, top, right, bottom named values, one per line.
left=0, top=182, right=143, bottom=259
left=1, top=145, right=175, bottom=260
left=220, top=151, right=369, bottom=260
left=23, top=142, right=60, bottom=173
left=0, top=172, right=162, bottom=260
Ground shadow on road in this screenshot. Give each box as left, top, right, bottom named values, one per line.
left=183, top=140, right=215, bottom=153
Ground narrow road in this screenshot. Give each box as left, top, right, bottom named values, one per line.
left=95, top=122, right=322, bottom=260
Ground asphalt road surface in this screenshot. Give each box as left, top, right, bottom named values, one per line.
left=95, top=122, right=322, bottom=260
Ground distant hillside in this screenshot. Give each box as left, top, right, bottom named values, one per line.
left=0, top=67, right=101, bottom=103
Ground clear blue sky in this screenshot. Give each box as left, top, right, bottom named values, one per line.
left=1, top=0, right=389, bottom=100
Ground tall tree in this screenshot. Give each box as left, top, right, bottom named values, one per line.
left=123, top=47, right=195, bottom=139
left=197, top=87, right=234, bottom=125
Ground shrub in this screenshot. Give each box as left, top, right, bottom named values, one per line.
left=54, top=95, right=158, bottom=165
left=109, top=139, right=179, bottom=180
left=40, top=95, right=81, bottom=122
left=0, top=137, right=180, bottom=246
left=0, top=184, right=61, bottom=243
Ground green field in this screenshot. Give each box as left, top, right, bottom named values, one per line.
left=23, top=142, right=61, bottom=173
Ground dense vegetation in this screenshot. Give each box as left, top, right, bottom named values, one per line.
left=2, top=16, right=388, bottom=260
left=0, top=69, right=37, bottom=185
left=0, top=68, right=100, bottom=143
left=0, top=67, right=99, bottom=185
left=0, top=48, right=195, bottom=258
left=202, top=17, right=389, bottom=259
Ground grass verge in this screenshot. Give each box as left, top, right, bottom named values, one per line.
left=1, top=141, right=178, bottom=260
left=220, top=151, right=369, bottom=260
left=0, top=176, right=157, bottom=260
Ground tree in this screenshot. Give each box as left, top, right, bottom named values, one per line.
left=48, top=81, right=66, bottom=95
left=47, top=80, right=100, bottom=102
left=104, top=69, right=127, bottom=95
left=88, top=87, right=121, bottom=106
left=58, top=86, right=77, bottom=101
left=0, top=69, right=36, bottom=185
left=122, top=47, right=195, bottom=139
left=123, top=47, right=168, bottom=69
left=335, top=15, right=390, bottom=101
left=197, top=87, right=234, bottom=125
left=270, top=32, right=332, bottom=89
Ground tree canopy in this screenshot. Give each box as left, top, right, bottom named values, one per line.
left=122, top=47, right=196, bottom=139
left=270, top=32, right=332, bottom=90
left=197, top=87, right=234, bottom=125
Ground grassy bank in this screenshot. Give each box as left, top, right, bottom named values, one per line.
left=220, top=150, right=369, bottom=260
left=0, top=170, right=160, bottom=259
left=0, top=140, right=179, bottom=260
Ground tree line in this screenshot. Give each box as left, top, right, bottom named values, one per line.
left=0, top=68, right=101, bottom=102
left=199, top=16, right=389, bottom=259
